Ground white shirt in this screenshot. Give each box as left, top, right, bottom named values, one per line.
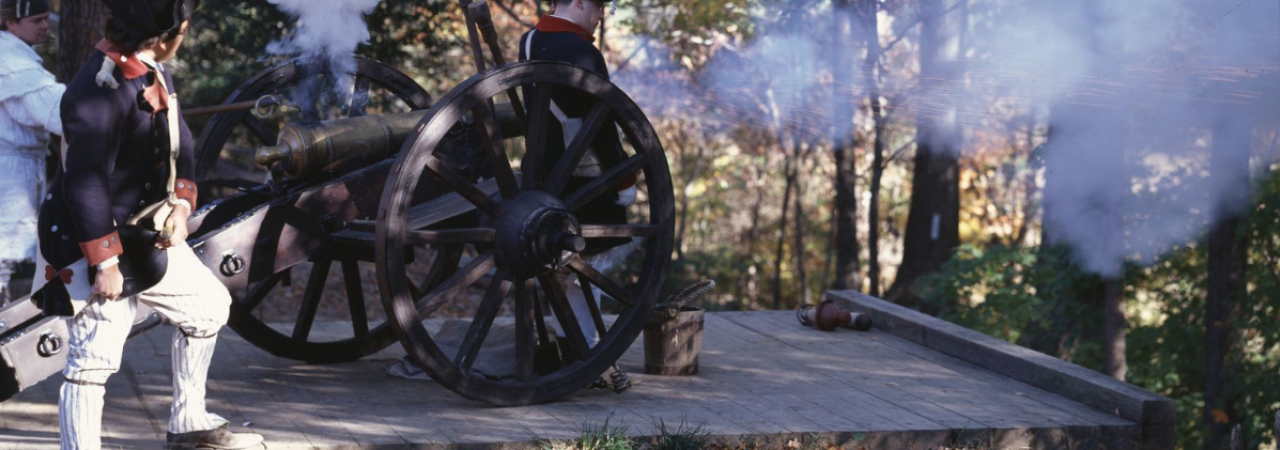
left=0, top=30, right=63, bottom=263
left=0, top=30, right=64, bottom=155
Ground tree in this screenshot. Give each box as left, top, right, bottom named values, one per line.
left=56, top=0, right=109, bottom=83
left=854, top=0, right=888, bottom=297
left=829, top=0, right=859, bottom=292
left=1203, top=109, right=1250, bottom=450
left=885, top=0, right=963, bottom=308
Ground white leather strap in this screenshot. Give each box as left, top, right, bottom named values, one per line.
left=152, top=66, right=180, bottom=206
left=125, top=63, right=180, bottom=230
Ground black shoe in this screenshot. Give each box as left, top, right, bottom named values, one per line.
left=590, top=364, right=632, bottom=393
left=165, top=423, right=264, bottom=450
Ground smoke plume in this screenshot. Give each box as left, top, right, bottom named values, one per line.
left=616, top=0, right=1279, bottom=276
left=266, top=0, right=383, bottom=104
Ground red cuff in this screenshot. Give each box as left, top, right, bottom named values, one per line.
left=616, top=174, right=637, bottom=190
left=79, top=231, right=124, bottom=267
left=175, top=178, right=197, bottom=208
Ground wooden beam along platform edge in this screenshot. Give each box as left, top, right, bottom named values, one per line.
left=825, top=290, right=1177, bottom=450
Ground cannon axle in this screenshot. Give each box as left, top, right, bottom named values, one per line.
left=489, top=191, right=584, bottom=277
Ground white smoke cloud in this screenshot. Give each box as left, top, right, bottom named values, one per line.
left=616, top=0, right=1279, bottom=277
left=702, top=33, right=826, bottom=137
left=967, top=0, right=1280, bottom=275
left=265, top=0, right=383, bottom=104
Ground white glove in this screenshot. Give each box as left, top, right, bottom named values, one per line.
left=615, top=185, right=637, bottom=206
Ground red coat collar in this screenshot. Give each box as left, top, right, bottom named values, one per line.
left=536, top=15, right=595, bottom=43
left=94, top=39, right=150, bottom=80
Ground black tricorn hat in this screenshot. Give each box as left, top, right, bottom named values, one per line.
left=100, top=0, right=198, bottom=37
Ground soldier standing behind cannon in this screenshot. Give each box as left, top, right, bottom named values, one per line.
left=519, top=0, right=637, bottom=390
left=0, top=0, right=63, bottom=305
left=36, top=0, right=263, bottom=448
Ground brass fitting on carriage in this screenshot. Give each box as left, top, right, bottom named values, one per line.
left=255, top=104, right=523, bottom=179
left=797, top=299, right=872, bottom=331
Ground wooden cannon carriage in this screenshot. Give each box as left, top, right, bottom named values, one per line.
left=0, top=1, right=674, bottom=407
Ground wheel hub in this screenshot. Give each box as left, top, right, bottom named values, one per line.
left=491, top=191, right=584, bottom=276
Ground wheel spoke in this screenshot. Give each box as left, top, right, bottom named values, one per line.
left=577, top=273, right=607, bottom=336
left=241, top=115, right=277, bottom=145
left=472, top=103, right=520, bottom=198
left=455, top=269, right=513, bottom=372
left=293, top=259, right=332, bottom=342
left=341, top=259, right=369, bottom=337
left=503, top=83, right=527, bottom=128
left=545, top=103, right=611, bottom=196
left=407, top=278, right=423, bottom=302
left=407, top=228, right=495, bottom=245
left=579, top=224, right=659, bottom=239
left=424, top=154, right=504, bottom=217
left=514, top=278, right=536, bottom=382
left=417, top=251, right=497, bottom=317
left=564, top=154, right=648, bottom=211
left=566, top=256, right=637, bottom=308
left=349, top=76, right=372, bottom=117
left=240, top=273, right=283, bottom=313
left=530, top=282, right=553, bottom=353
left=537, top=273, right=592, bottom=361
left=522, top=83, right=554, bottom=189
left=414, top=246, right=464, bottom=303
left=406, top=178, right=506, bottom=230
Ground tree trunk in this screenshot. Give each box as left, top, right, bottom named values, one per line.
left=1041, top=99, right=1128, bottom=377
left=885, top=0, right=962, bottom=308
left=773, top=149, right=795, bottom=309
left=793, top=139, right=810, bottom=307
left=1013, top=118, right=1039, bottom=248
left=675, top=133, right=705, bottom=265
left=867, top=103, right=886, bottom=297
left=1102, top=278, right=1125, bottom=380
left=1204, top=110, right=1250, bottom=450
left=52, top=0, right=110, bottom=179
left=833, top=142, right=860, bottom=290
left=855, top=0, right=885, bottom=297
left=57, top=0, right=110, bottom=82
left=746, top=150, right=766, bottom=308
left=1037, top=0, right=1129, bottom=379
left=831, top=0, right=860, bottom=291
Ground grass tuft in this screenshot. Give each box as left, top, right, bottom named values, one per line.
left=648, top=417, right=712, bottom=450
left=573, top=412, right=637, bottom=450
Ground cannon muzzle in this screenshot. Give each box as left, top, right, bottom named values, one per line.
left=256, top=103, right=523, bottom=179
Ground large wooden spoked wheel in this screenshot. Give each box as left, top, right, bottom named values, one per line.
left=198, top=57, right=433, bottom=364
left=376, top=61, right=674, bottom=405
left=228, top=243, right=395, bottom=364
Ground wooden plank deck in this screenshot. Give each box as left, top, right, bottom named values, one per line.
left=0, top=295, right=1169, bottom=450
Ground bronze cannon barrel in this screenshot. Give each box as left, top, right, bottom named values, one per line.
left=256, top=103, right=522, bottom=179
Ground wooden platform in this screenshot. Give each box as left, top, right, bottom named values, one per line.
left=0, top=292, right=1173, bottom=449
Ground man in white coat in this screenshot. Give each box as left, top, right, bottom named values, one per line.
left=0, top=0, right=62, bottom=303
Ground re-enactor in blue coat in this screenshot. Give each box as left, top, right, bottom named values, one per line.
left=518, top=0, right=637, bottom=391
left=39, top=1, right=263, bottom=448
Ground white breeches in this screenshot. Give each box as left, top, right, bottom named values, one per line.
left=0, top=151, right=44, bottom=263
left=59, top=243, right=232, bottom=450
left=555, top=252, right=613, bottom=348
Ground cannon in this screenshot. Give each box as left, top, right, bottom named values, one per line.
left=1, top=2, right=673, bottom=406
